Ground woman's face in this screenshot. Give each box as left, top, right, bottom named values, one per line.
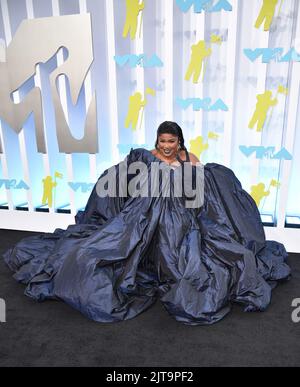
left=157, top=133, right=179, bottom=158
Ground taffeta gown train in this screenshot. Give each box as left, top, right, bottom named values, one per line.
left=3, top=149, right=291, bottom=325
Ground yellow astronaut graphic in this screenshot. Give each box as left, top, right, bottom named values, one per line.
left=248, top=90, right=278, bottom=132
left=42, top=176, right=57, bottom=208
left=124, top=88, right=155, bottom=131
left=123, top=0, right=145, bottom=40
left=185, top=40, right=212, bottom=84
left=185, top=34, right=222, bottom=83
left=125, top=92, right=147, bottom=131
left=255, top=0, right=279, bottom=31
left=250, top=183, right=270, bottom=207
left=41, top=171, right=63, bottom=208
left=250, top=179, right=280, bottom=208
left=189, top=132, right=219, bottom=161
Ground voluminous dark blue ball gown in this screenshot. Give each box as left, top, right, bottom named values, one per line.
left=3, top=148, right=291, bottom=325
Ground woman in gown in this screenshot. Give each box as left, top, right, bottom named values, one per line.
left=3, top=121, right=291, bottom=325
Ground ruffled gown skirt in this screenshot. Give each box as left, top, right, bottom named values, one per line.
left=3, top=149, right=291, bottom=325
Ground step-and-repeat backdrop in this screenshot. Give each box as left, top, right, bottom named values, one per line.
left=0, top=0, right=299, bottom=237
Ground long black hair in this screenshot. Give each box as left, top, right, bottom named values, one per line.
left=155, top=121, right=186, bottom=150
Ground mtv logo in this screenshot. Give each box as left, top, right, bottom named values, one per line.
left=0, top=298, right=6, bottom=323
left=0, top=14, right=98, bottom=154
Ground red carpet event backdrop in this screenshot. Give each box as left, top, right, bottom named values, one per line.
left=0, top=0, right=299, bottom=250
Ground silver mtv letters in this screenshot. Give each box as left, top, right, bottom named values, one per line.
left=0, top=14, right=97, bottom=154
left=0, top=298, right=6, bottom=323
left=0, top=40, right=44, bottom=153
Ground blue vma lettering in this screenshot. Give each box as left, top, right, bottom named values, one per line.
left=239, top=146, right=293, bottom=160
left=176, top=97, right=228, bottom=111
left=0, top=179, right=29, bottom=190
left=114, top=54, right=163, bottom=68
left=68, top=182, right=94, bottom=193
left=244, top=48, right=300, bottom=63
left=176, top=0, right=232, bottom=13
